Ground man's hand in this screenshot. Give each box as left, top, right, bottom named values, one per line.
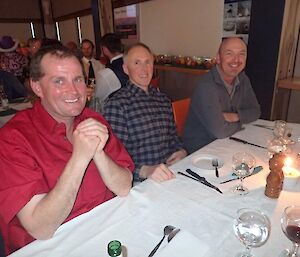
left=223, top=112, right=239, bottom=122
left=73, top=118, right=108, bottom=160
left=140, top=164, right=175, bottom=182
left=166, top=149, right=187, bottom=166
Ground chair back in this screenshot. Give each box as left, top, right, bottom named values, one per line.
left=172, top=98, right=191, bottom=136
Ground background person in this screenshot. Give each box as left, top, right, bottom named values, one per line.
left=94, top=33, right=129, bottom=104
left=0, top=46, right=134, bottom=255
left=81, top=39, right=104, bottom=84
left=104, top=43, right=186, bottom=183
left=183, top=37, right=261, bottom=153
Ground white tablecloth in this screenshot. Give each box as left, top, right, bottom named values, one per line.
left=8, top=120, right=300, bottom=257
left=0, top=101, right=32, bottom=128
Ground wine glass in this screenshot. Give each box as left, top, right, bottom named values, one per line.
left=233, top=208, right=271, bottom=257
left=280, top=206, right=300, bottom=257
left=274, top=120, right=287, bottom=138
left=232, top=152, right=256, bottom=195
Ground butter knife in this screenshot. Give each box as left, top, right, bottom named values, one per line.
left=220, top=166, right=263, bottom=184
left=229, top=136, right=267, bottom=149
left=185, top=169, right=223, bottom=194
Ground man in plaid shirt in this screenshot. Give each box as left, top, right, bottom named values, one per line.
left=104, top=43, right=187, bottom=183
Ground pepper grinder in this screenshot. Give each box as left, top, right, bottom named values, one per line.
left=265, top=152, right=285, bottom=198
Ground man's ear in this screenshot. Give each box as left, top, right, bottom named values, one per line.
left=30, top=80, right=43, bottom=98
left=122, top=63, right=129, bottom=76
left=216, top=53, right=221, bottom=65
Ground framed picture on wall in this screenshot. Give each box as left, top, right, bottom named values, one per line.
left=223, top=0, right=252, bottom=42
left=114, top=4, right=138, bottom=39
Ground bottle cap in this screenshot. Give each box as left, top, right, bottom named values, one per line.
left=108, top=240, right=122, bottom=256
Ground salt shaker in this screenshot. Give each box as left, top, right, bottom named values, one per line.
left=265, top=152, right=285, bottom=198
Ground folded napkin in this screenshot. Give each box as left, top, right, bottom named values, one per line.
left=155, top=230, right=209, bottom=257
left=0, top=108, right=17, bottom=117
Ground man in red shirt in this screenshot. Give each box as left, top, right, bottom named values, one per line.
left=0, top=46, right=134, bottom=255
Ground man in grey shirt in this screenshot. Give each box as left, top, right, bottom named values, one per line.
left=183, top=37, right=261, bottom=153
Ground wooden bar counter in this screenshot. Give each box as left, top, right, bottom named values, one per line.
left=154, top=64, right=210, bottom=101
left=277, top=76, right=300, bottom=90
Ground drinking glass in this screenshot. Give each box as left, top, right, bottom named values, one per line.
left=233, top=208, right=271, bottom=257
left=274, top=120, right=287, bottom=138
left=280, top=206, right=300, bottom=257
left=232, top=152, right=256, bottom=195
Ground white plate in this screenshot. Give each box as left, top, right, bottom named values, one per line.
left=192, top=154, right=224, bottom=170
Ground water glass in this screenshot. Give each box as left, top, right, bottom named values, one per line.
left=233, top=208, right=271, bottom=257
left=231, top=152, right=256, bottom=195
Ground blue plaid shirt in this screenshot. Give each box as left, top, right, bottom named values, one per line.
left=104, top=82, right=183, bottom=181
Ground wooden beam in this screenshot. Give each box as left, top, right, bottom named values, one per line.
left=112, top=0, right=151, bottom=9
left=53, top=8, right=92, bottom=22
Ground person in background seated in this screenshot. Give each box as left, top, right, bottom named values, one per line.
left=81, top=39, right=104, bottom=84
left=0, top=45, right=134, bottom=255
left=65, top=41, right=82, bottom=58
left=104, top=43, right=186, bottom=183
left=94, top=33, right=129, bottom=104
left=0, top=70, right=27, bottom=100
left=183, top=37, right=261, bottom=154
left=0, top=36, right=27, bottom=82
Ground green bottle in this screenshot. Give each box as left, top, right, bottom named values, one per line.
left=108, top=240, right=123, bottom=257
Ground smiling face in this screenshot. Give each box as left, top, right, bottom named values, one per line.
left=123, top=45, right=154, bottom=91
left=31, top=53, right=87, bottom=124
left=217, top=37, right=247, bottom=84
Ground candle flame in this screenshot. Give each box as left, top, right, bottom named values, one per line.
left=284, top=157, right=293, bottom=167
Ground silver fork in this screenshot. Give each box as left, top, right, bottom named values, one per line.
left=212, top=159, right=219, bottom=177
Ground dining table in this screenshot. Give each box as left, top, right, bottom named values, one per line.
left=0, top=100, right=32, bottom=128
left=7, top=119, right=300, bottom=257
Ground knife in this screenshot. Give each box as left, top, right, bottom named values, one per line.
left=252, top=124, right=273, bottom=130
left=229, top=137, right=267, bottom=149
left=178, top=171, right=222, bottom=194
left=185, top=169, right=223, bottom=194
left=220, top=166, right=263, bottom=184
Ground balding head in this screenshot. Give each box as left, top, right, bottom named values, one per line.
left=216, top=37, right=247, bottom=85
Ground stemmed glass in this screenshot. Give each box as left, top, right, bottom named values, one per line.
left=280, top=206, right=300, bottom=257
left=232, top=152, right=256, bottom=195
left=233, top=208, right=271, bottom=257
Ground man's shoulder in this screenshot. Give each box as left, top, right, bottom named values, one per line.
left=105, top=86, right=132, bottom=107
left=0, top=108, right=34, bottom=137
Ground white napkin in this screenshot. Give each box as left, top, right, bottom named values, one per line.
left=155, top=230, right=209, bottom=257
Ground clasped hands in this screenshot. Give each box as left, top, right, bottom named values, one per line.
left=72, top=118, right=108, bottom=161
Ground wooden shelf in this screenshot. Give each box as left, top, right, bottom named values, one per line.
left=154, top=64, right=209, bottom=75
left=277, top=77, right=300, bottom=90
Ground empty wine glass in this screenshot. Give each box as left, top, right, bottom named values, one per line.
left=274, top=120, right=287, bottom=138
left=232, top=152, right=256, bottom=195
left=233, top=208, right=271, bottom=257
left=280, top=206, right=300, bottom=257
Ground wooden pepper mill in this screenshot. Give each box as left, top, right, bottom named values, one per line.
left=265, top=152, right=285, bottom=198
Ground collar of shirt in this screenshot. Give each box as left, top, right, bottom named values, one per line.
left=126, top=81, right=157, bottom=97
left=215, top=65, right=240, bottom=97
left=32, top=100, right=86, bottom=136
left=82, top=56, right=94, bottom=64
left=110, top=54, right=123, bottom=63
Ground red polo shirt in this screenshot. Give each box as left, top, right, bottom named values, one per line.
left=0, top=100, right=134, bottom=255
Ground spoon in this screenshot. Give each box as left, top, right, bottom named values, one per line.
left=148, top=225, right=175, bottom=257
left=167, top=228, right=181, bottom=242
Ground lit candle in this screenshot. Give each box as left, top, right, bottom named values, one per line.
left=283, top=157, right=300, bottom=191
left=283, top=157, right=300, bottom=177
